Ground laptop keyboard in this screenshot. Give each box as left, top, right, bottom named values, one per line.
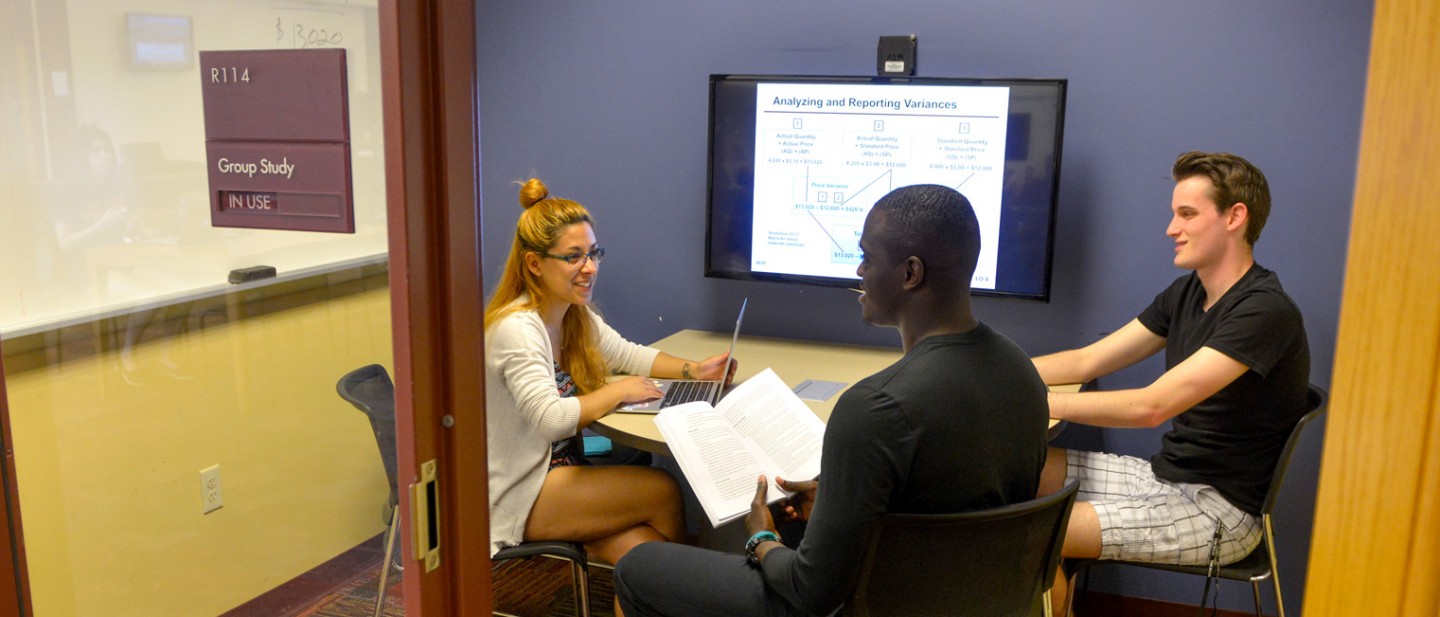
left=661, top=381, right=717, bottom=407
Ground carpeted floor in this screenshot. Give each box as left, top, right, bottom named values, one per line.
left=290, top=554, right=615, bottom=617
left=491, top=557, right=616, bottom=617
left=290, top=560, right=404, bottom=617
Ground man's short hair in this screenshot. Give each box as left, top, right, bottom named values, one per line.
left=871, top=184, right=981, bottom=289
left=1172, top=151, right=1271, bottom=245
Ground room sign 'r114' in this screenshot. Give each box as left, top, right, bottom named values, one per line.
left=199, top=49, right=354, bottom=233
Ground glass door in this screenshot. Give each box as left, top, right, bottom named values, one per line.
left=0, top=0, right=423, bottom=614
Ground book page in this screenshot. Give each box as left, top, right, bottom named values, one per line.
left=655, top=401, right=776, bottom=527
left=715, top=368, right=826, bottom=482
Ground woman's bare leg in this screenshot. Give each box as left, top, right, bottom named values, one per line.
left=525, top=465, right=685, bottom=564
left=525, top=465, right=683, bottom=617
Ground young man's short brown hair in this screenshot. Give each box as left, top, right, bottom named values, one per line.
left=1172, top=151, right=1271, bottom=245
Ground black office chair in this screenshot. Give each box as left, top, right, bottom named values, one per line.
left=1069, top=385, right=1326, bottom=617
left=842, top=479, right=1080, bottom=617
left=492, top=541, right=591, bottom=617
left=336, top=364, right=404, bottom=617
left=336, top=364, right=592, bottom=617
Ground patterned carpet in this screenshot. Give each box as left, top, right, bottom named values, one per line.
left=291, top=554, right=615, bottom=617
left=291, top=559, right=404, bottom=617
left=492, top=557, right=616, bottom=617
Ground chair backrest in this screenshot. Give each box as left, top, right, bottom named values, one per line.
left=1259, top=384, right=1327, bottom=516
left=336, top=364, right=399, bottom=506
left=843, top=480, right=1080, bottom=617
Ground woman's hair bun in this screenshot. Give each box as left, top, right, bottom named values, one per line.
left=518, top=178, right=550, bottom=209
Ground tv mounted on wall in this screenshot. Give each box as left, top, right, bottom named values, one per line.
left=127, top=13, right=194, bottom=71
left=706, top=74, right=1067, bottom=301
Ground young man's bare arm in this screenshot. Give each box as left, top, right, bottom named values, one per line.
left=1032, top=319, right=1166, bottom=386
left=1047, top=347, right=1249, bottom=428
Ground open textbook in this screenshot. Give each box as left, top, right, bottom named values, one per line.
left=654, top=368, right=827, bottom=527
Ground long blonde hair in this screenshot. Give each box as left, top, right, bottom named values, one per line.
left=484, top=178, right=608, bottom=393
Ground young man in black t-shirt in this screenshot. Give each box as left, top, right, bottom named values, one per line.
left=1032, top=151, right=1311, bottom=612
left=614, top=185, right=1050, bottom=617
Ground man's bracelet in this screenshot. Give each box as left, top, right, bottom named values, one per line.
left=745, top=530, right=780, bottom=567
left=681, top=362, right=693, bottom=379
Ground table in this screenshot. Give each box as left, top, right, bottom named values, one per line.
left=590, top=329, right=1073, bottom=455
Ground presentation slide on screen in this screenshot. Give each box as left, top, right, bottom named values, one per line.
left=750, top=83, right=1009, bottom=288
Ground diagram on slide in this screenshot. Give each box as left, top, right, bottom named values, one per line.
left=750, top=83, right=1010, bottom=288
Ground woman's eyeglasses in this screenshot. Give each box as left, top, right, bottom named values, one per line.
left=540, top=247, right=605, bottom=267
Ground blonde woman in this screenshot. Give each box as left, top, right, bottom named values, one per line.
left=484, top=178, right=731, bottom=571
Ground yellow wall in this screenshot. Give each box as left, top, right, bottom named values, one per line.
left=3, top=268, right=393, bottom=616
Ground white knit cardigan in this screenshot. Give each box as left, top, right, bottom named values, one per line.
left=484, top=302, right=658, bottom=556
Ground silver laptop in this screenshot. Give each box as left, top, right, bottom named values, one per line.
left=617, top=298, right=747, bottom=413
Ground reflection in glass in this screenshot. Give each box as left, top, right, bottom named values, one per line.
left=0, top=1, right=398, bottom=614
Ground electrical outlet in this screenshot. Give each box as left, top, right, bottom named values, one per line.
left=200, top=465, right=223, bottom=514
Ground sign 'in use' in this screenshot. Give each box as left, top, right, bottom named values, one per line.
left=199, top=49, right=354, bottom=233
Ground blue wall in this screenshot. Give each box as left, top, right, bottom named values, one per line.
left=477, top=1, right=1372, bottom=612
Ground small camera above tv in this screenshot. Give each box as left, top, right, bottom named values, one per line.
left=706, top=74, right=1067, bottom=301
left=127, top=13, right=194, bottom=71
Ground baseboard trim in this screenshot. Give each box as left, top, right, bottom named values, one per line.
left=1075, top=590, right=1264, bottom=617
left=219, top=533, right=385, bottom=617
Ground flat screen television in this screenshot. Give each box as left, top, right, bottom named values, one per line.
left=127, top=13, right=194, bottom=71
left=706, top=74, right=1066, bottom=301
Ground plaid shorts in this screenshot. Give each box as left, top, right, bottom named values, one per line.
left=1066, top=450, right=1261, bottom=565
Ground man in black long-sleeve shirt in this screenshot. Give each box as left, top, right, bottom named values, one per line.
left=615, top=184, right=1051, bottom=617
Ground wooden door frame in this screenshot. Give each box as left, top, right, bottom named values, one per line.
left=1303, top=0, right=1440, bottom=614
left=379, top=0, right=493, bottom=613
left=0, top=354, right=31, bottom=616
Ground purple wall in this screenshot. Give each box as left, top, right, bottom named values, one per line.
left=477, top=1, right=1372, bottom=612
